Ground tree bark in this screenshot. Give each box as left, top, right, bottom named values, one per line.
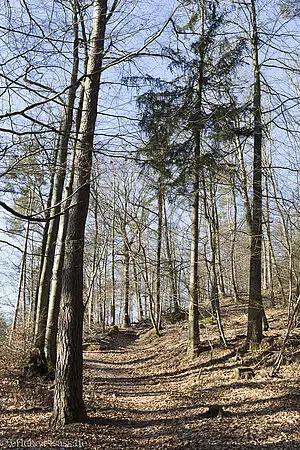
left=229, top=182, right=239, bottom=302
left=133, top=256, right=143, bottom=321
left=163, top=193, right=179, bottom=313
left=122, top=240, right=131, bottom=328
left=110, top=167, right=117, bottom=325
left=187, top=0, right=206, bottom=358
left=188, top=163, right=201, bottom=358
left=31, top=144, right=59, bottom=325
left=155, top=176, right=163, bottom=330
left=202, top=172, right=227, bottom=347
left=247, top=0, right=264, bottom=348
left=10, top=196, right=33, bottom=341
left=51, top=0, right=108, bottom=427
left=44, top=146, right=76, bottom=368
left=35, top=6, right=80, bottom=355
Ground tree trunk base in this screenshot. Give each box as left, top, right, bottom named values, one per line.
left=50, top=408, right=88, bottom=428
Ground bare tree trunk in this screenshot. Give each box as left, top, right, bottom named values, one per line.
left=262, top=155, right=274, bottom=305
left=212, top=194, right=225, bottom=298
left=247, top=0, right=264, bottom=348
left=51, top=0, right=108, bottom=427
left=122, top=241, right=131, bottom=328
left=163, top=193, right=179, bottom=313
left=44, top=200, right=69, bottom=369
left=102, top=250, right=108, bottom=332
left=138, top=228, right=160, bottom=335
left=28, top=231, right=37, bottom=324
left=32, top=145, right=59, bottom=325
left=10, top=194, right=33, bottom=342
left=265, top=165, right=287, bottom=302
left=262, top=234, right=268, bottom=291
left=229, top=182, right=239, bottom=302
left=188, top=166, right=201, bottom=358
left=187, top=0, right=206, bottom=359
left=269, top=167, right=295, bottom=309
left=44, top=5, right=87, bottom=369
left=44, top=91, right=82, bottom=369
left=10, top=224, right=30, bottom=339
left=155, top=176, right=163, bottom=330
left=110, top=168, right=116, bottom=325
left=35, top=6, right=80, bottom=355
left=87, top=188, right=101, bottom=328
left=133, top=256, right=143, bottom=321
left=202, top=172, right=227, bottom=347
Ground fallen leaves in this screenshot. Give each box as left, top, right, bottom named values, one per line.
left=1, top=305, right=300, bottom=449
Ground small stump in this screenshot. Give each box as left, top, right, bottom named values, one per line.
left=202, top=405, right=229, bottom=419
left=235, top=366, right=255, bottom=380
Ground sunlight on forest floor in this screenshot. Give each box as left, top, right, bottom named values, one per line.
left=1, top=300, right=300, bottom=449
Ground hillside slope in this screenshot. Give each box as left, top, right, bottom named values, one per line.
left=1, top=305, right=300, bottom=449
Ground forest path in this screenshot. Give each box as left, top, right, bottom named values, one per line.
left=1, top=320, right=299, bottom=450
left=84, top=327, right=204, bottom=449
left=83, top=325, right=300, bottom=449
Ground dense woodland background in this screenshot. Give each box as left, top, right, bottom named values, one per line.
left=0, top=0, right=300, bottom=435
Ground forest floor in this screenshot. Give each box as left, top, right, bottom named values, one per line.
left=1, top=300, right=300, bottom=449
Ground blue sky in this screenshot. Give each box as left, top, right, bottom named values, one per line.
left=0, top=0, right=299, bottom=320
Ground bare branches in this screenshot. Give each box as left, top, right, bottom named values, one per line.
left=0, top=200, right=75, bottom=223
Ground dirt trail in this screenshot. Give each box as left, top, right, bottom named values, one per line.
left=84, top=327, right=204, bottom=449
left=82, top=326, right=300, bottom=449
left=1, top=322, right=300, bottom=449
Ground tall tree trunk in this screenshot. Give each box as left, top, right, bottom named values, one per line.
left=187, top=0, right=206, bottom=358
left=35, top=7, right=80, bottom=355
left=10, top=193, right=33, bottom=343
left=87, top=188, right=100, bottom=328
left=132, top=256, right=143, bottom=321
left=202, top=172, right=227, bottom=347
left=32, top=143, right=59, bottom=325
left=138, top=230, right=160, bottom=335
left=122, top=240, right=131, bottom=328
left=101, top=250, right=108, bottom=332
left=10, top=223, right=31, bottom=340
left=229, top=182, right=239, bottom=302
left=28, top=231, right=37, bottom=324
left=51, top=0, right=108, bottom=427
left=44, top=200, right=69, bottom=369
left=188, top=158, right=201, bottom=357
left=44, top=5, right=86, bottom=369
left=44, top=79, right=84, bottom=369
left=163, top=192, right=179, bottom=313
left=247, top=0, right=264, bottom=348
left=155, top=176, right=163, bottom=330
left=212, top=192, right=225, bottom=298
left=110, top=168, right=116, bottom=325
left=44, top=142, right=81, bottom=368
left=265, top=163, right=287, bottom=302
